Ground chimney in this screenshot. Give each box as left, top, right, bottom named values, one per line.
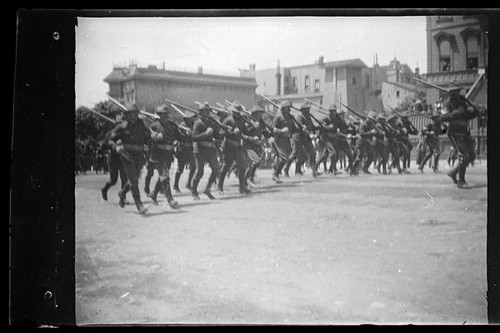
left=318, top=56, right=324, bottom=65
left=249, top=64, right=256, bottom=71
left=415, top=67, right=420, bottom=78
left=276, top=60, right=282, bottom=96
left=197, top=66, right=203, bottom=74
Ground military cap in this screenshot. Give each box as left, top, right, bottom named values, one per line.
left=387, top=114, right=398, bottom=122
left=199, top=102, right=212, bottom=111
left=280, top=100, right=292, bottom=108
left=367, top=110, right=378, bottom=120
left=328, top=103, right=338, bottom=111
left=299, top=102, right=311, bottom=110
left=249, top=105, right=265, bottom=115
left=155, top=105, right=169, bottom=114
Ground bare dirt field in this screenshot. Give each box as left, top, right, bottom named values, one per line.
left=75, top=161, right=488, bottom=325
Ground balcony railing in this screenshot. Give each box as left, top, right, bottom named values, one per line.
left=423, top=69, right=479, bottom=85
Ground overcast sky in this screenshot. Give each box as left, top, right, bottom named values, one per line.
left=75, top=16, right=427, bottom=108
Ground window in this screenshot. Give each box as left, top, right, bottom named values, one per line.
left=466, top=36, right=479, bottom=70
left=304, top=76, right=310, bottom=90
left=352, top=77, right=357, bottom=85
left=314, top=79, right=320, bottom=92
left=292, top=77, right=297, bottom=90
left=437, top=16, right=454, bottom=23
left=396, top=91, right=400, bottom=98
left=365, top=74, right=370, bottom=89
left=439, top=40, right=452, bottom=72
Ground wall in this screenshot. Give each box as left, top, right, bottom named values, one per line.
left=255, top=68, right=283, bottom=96
left=381, top=82, right=417, bottom=110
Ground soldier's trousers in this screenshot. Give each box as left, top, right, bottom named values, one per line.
left=218, top=144, right=248, bottom=191
left=334, top=138, right=355, bottom=172
left=353, top=139, right=375, bottom=172
left=102, top=154, right=127, bottom=192
left=448, top=133, right=475, bottom=182
left=372, top=139, right=388, bottom=172
left=150, top=151, right=175, bottom=201
left=420, top=137, right=440, bottom=170
left=315, top=138, right=337, bottom=171
left=272, top=137, right=292, bottom=177
left=400, top=138, right=413, bottom=169
left=119, top=150, right=147, bottom=208
left=386, top=139, right=402, bottom=172
left=144, top=160, right=159, bottom=193
left=174, top=150, right=195, bottom=190
left=245, top=146, right=263, bottom=181
left=192, top=147, right=221, bottom=194
left=288, top=137, right=317, bottom=174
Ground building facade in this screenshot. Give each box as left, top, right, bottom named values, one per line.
left=104, top=64, right=258, bottom=113
left=424, top=15, right=488, bottom=107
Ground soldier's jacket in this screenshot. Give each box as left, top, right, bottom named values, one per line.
left=373, top=122, right=386, bottom=141
left=176, top=124, right=193, bottom=152
left=441, top=97, right=480, bottom=136
left=320, top=115, right=338, bottom=140
left=357, top=120, right=376, bottom=143
left=399, top=119, right=419, bottom=138
left=294, top=113, right=318, bottom=141
left=148, top=120, right=180, bottom=162
left=221, top=115, right=250, bottom=148
left=244, top=119, right=272, bottom=150
left=272, top=112, right=299, bottom=140
left=333, top=115, right=350, bottom=135
left=382, top=122, right=400, bottom=140
left=109, top=119, right=151, bottom=149
left=191, top=117, right=219, bottom=153
left=422, top=121, right=445, bottom=141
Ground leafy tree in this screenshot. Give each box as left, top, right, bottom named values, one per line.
left=396, top=90, right=428, bottom=113
left=75, top=101, right=122, bottom=142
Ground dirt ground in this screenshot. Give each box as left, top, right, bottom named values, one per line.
left=75, top=160, right=488, bottom=325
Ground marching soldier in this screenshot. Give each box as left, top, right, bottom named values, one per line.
left=173, top=114, right=196, bottom=193
left=100, top=113, right=128, bottom=202
left=398, top=111, right=419, bottom=170
left=271, top=100, right=297, bottom=183
left=108, top=104, right=152, bottom=214
left=146, top=106, right=180, bottom=208
left=385, top=114, right=403, bottom=174
left=290, top=102, right=321, bottom=177
left=372, top=114, right=388, bottom=174
left=217, top=103, right=252, bottom=194
left=245, top=105, right=273, bottom=186
left=190, top=102, right=222, bottom=200
left=352, top=111, right=378, bottom=174
left=331, top=106, right=356, bottom=175
left=418, top=111, right=446, bottom=173
left=441, top=89, right=485, bottom=188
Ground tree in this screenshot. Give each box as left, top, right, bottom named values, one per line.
left=396, top=90, right=428, bottom=113
left=75, top=101, right=122, bottom=142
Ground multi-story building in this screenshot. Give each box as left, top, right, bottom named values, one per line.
left=424, top=15, right=488, bottom=107
left=254, top=56, right=368, bottom=119
left=103, top=63, right=258, bottom=114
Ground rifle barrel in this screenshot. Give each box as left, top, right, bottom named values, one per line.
left=340, top=102, right=366, bottom=120
left=85, top=108, right=116, bottom=124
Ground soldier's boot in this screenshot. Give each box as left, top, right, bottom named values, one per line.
left=131, top=188, right=147, bottom=215
left=202, top=186, right=216, bottom=200
left=173, top=172, right=182, bottom=193
left=117, top=183, right=130, bottom=208
left=101, top=182, right=111, bottom=201
left=217, top=169, right=227, bottom=194
left=148, top=181, right=161, bottom=205
left=191, top=178, right=201, bottom=200
left=144, top=176, right=151, bottom=195
left=272, top=171, right=282, bottom=184
left=161, top=178, right=178, bottom=209
left=447, top=168, right=458, bottom=185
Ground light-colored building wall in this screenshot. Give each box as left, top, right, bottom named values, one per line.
left=381, top=82, right=418, bottom=111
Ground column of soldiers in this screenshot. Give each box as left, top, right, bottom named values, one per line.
left=96, top=91, right=485, bottom=214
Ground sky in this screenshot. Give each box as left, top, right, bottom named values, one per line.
left=75, top=16, right=427, bottom=108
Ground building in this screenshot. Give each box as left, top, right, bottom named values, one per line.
left=424, top=15, right=488, bottom=107
left=253, top=56, right=368, bottom=120
left=103, top=63, right=258, bottom=114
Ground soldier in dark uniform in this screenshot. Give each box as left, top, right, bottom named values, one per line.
left=290, top=102, right=321, bottom=177
left=316, top=104, right=342, bottom=175
left=100, top=113, right=128, bottom=201
left=190, top=103, right=222, bottom=200
left=398, top=111, right=419, bottom=170
left=108, top=105, right=152, bottom=214
left=245, top=105, right=273, bottom=185
left=173, top=114, right=196, bottom=193
left=146, top=106, right=180, bottom=208
left=372, top=113, right=388, bottom=174
left=385, top=114, right=403, bottom=174
left=352, top=111, right=378, bottom=174
left=441, top=89, right=485, bottom=188
left=418, top=112, right=446, bottom=173
left=217, top=103, right=252, bottom=194
left=271, top=100, right=296, bottom=183
left=330, top=106, right=356, bottom=175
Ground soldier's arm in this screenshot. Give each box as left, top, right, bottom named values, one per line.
left=191, top=121, right=212, bottom=141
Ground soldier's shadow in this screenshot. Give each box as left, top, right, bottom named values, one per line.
left=216, top=188, right=282, bottom=201
left=127, top=209, right=187, bottom=217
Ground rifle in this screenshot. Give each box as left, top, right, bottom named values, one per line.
left=257, top=93, right=311, bottom=133
left=164, top=97, right=199, bottom=114
left=224, top=100, right=275, bottom=134
left=303, top=98, right=329, bottom=116
left=339, top=102, right=367, bottom=120
left=84, top=108, right=116, bottom=124
left=194, top=101, right=232, bottom=132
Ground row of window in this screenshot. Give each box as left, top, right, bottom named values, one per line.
left=290, top=76, right=322, bottom=92
left=438, top=35, right=480, bottom=72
